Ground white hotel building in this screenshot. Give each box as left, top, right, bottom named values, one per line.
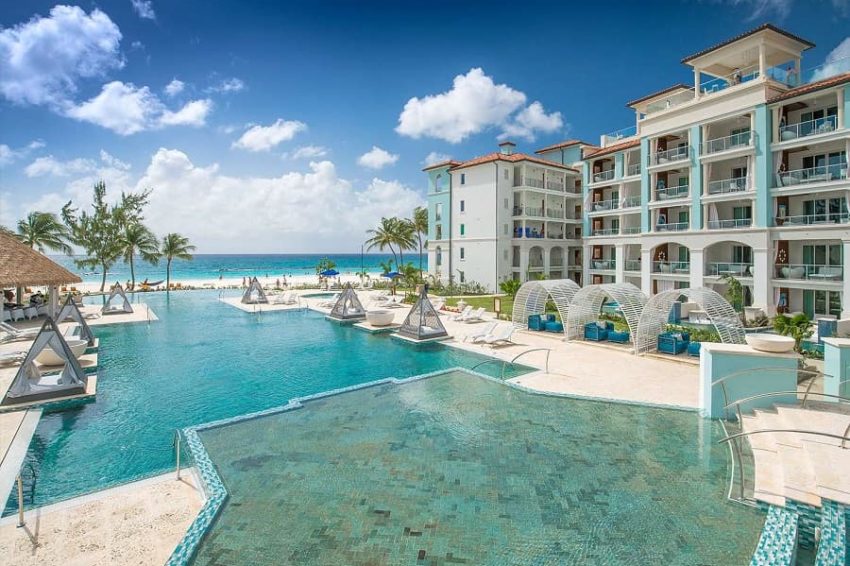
left=427, top=24, right=850, bottom=320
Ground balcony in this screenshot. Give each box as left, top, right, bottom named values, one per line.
left=778, top=115, right=839, bottom=142
left=776, top=212, right=850, bottom=226
left=516, top=176, right=545, bottom=189
left=653, top=261, right=690, bottom=274
left=655, top=222, right=689, bottom=232
left=590, top=259, right=616, bottom=270
left=621, top=226, right=642, bottom=234
left=707, top=218, right=752, bottom=229
left=656, top=185, right=690, bottom=200
left=623, top=195, right=641, bottom=208
left=706, top=262, right=753, bottom=277
left=650, top=146, right=690, bottom=166
left=591, top=169, right=616, bottom=183
left=626, top=163, right=641, bottom=176
left=590, top=199, right=619, bottom=213
left=707, top=176, right=749, bottom=195
left=545, top=179, right=565, bottom=191
left=624, top=259, right=641, bottom=271
left=701, top=132, right=752, bottom=155
left=775, top=163, right=848, bottom=188
left=545, top=208, right=565, bottom=219
left=775, top=264, right=843, bottom=281
left=590, top=227, right=620, bottom=237
left=513, top=206, right=545, bottom=218
left=528, top=261, right=545, bottom=271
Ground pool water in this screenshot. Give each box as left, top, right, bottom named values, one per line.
left=193, top=370, right=765, bottom=565
left=13, top=291, right=529, bottom=511
left=301, top=292, right=337, bottom=299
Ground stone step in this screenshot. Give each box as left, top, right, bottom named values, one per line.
left=802, top=440, right=850, bottom=506
left=750, top=448, right=786, bottom=507
left=775, top=443, right=821, bottom=507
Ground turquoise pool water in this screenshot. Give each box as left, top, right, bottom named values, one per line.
left=12, top=291, right=529, bottom=511
left=193, top=370, right=765, bottom=565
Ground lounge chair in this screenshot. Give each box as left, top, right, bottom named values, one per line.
left=0, top=321, right=40, bottom=343
left=481, top=324, right=515, bottom=347
left=658, top=331, right=689, bottom=355
left=451, top=306, right=472, bottom=321
left=687, top=341, right=701, bottom=357
left=584, top=321, right=612, bottom=341
left=458, top=307, right=485, bottom=323
left=466, top=322, right=497, bottom=343
left=0, top=351, right=26, bottom=366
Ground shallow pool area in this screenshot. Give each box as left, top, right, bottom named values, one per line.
left=192, top=370, right=765, bottom=565
left=11, top=291, right=529, bottom=512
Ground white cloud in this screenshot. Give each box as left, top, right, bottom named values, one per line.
left=99, top=150, right=131, bottom=170
left=499, top=102, right=563, bottom=141
left=164, top=79, right=185, bottom=97
left=131, top=0, right=156, bottom=20
left=232, top=119, right=307, bottom=151
left=811, top=37, right=850, bottom=82
left=66, top=81, right=212, bottom=134
left=25, top=155, right=97, bottom=177
left=0, top=5, right=123, bottom=107
left=423, top=152, right=451, bottom=166
left=208, top=77, right=245, bottom=93
left=0, top=140, right=44, bottom=166
left=357, top=146, right=399, bottom=169
left=396, top=68, right=562, bottom=143
left=285, top=145, right=328, bottom=160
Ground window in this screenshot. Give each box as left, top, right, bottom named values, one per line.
left=460, top=247, right=465, bottom=260
left=460, top=224, right=465, bottom=236
left=733, top=206, right=752, bottom=221
left=435, top=202, right=443, bottom=221
left=503, top=169, right=509, bottom=180
left=504, top=198, right=509, bottom=209
left=802, top=244, right=842, bottom=266
left=732, top=245, right=752, bottom=264
left=730, top=127, right=751, bottom=146
left=435, top=174, right=443, bottom=193
left=801, top=106, right=838, bottom=134
left=678, top=247, right=690, bottom=263
left=678, top=210, right=689, bottom=225
left=611, top=218, right=620, bottom=232
left=731, top=166, right=747, bottom=180
left=803, top=197, right=847, bottom=222
left=459, top=270, right=465, bottom=283
left=435, top=224, right=442, bottom=240
left=803, top=151, right=846, bottom=175
left=460, top=173, right=466, bottom=185
left=503, top=249, right=509, bottom=260
left=460, top=200, right=465, bottom=213
left=435, top=247, right=442, bottom=266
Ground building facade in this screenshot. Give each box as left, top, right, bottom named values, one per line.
left=426, top=24, right=850, bottom=319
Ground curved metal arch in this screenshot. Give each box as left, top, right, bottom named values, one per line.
left=565, top=283, right=647, bottom=353
left=635, top=287, right=745, bottom=355
left=511, top=279, right=580, bottom=334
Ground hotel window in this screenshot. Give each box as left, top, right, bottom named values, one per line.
left=459, top=270, right=465, bottom=283
left=802, top=244, right=842, bottom=266
left=435, top=202, right=442, bottom=221
left=503, top=198, right=509, bottom=209
left=460, top=173, right=466, bottom=185
left=731, top=166, right=747, bottom=180
left=503, top=169, right=509, bottom=180
left=611, top=218, right=620, bottom=233
left=678, top=211, right=689, bottom=225
left=733, top=206, right=752, bottom=222
left=435, top=247, right=442, bottom=267
left=803, top=197, right=847, bottom=222
left=459, top=224, right=465, bottom=236
left=435, top=224, right=442, bottom=240
left=460, top=200, right=465, bottom=213
left=460, top=247, right=465, bottom=260
left=730, top=127, right=751, bottom=146
left=678, top=247, right=690, bottom=263
left=435, top=174, right=443, bottom=193
left=800, top=106, right=837, bottom=135
left=732, top=245, right=752, bottom=265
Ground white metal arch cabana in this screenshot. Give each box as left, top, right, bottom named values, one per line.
left=565, top=283, right=648, bottom=353
left=511, top=279, right=580, bottom=331
left=635, top=287, right=746, bottom=354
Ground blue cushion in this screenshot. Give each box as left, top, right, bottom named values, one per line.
left=545, top=321, right=563, bottom=333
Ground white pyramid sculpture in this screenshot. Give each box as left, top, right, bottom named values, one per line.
left=54, top=295, right=95, bottom=346
left=328, top=283, right=366, bottom=321
left=102, top=282, right=133, bottom=314
left=397, top=290, right=448, bottom=341
left=241, top=277, right=268, bottom=304
left=5, top=317, right=87, bottom=403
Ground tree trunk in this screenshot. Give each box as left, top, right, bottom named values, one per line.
left=166, top=258, right=172, bottom=292
left=129, top=254, right=136, bottom=290
left=418, top=235, right=423, bottom=281
left=100, top=263, right=108, bottom=292
left=389, top=245, right=397, bottom=270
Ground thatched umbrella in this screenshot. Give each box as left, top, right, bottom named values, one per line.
left=0, top=230, right=82, bottom=317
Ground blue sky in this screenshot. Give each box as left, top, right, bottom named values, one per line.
left=1, top=0, right=849, bottom=252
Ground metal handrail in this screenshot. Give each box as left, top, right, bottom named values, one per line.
left=173, top=429, right=182, bottom=480
left=711, top=366, right=829, bottom=420
left=469, top=358, right=507, bottom=373
left=718, top=429, right=850, bottom=447
left=502, top=348, right=551, bottom=379
left=724, top=391, right=850, bottom=412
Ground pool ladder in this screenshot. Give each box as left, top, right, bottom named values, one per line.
left=173, top=430, right=182, bottom=480
left=14, top=461, right=37, bottom=528
left=469, top=348, right=551, bottom=380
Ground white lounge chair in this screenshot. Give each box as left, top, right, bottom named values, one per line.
left=0, top=351, right=26, bottom=366
left=481, top=324, right=515, bottom=347
left=451, top=306, right=472, bottom=321
left=0, top=321, right=40, bottom=343
left=459, top=307, right=485, bottom=323
left=466, top=322, right=497, bottom=343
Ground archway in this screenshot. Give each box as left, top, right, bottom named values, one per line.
left=635, top=287, right=745, bottom=354
left=511, top=279, right=580, bottom=333
left=565, top=283, right=648, bottom=353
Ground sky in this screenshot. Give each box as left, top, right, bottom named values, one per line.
left=1, top=0, right=849, bottom=253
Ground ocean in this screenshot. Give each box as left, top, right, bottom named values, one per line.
left=49, top=253, right=426, bottom=285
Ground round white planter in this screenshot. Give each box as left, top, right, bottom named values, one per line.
left=36, top=339, right=88, bottom=366
left=366, top=310, right=395, bottom=327
left=745, top=334, right=795, bottom=353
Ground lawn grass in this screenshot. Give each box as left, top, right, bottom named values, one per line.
left=444, top=295, right=513, bottom=318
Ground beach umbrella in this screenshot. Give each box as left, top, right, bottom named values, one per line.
left=320, top=269, right=339, bottom=277
left=382, top=271, right=400, bottom=278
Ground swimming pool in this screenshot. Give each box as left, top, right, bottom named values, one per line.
left=12, top=291, right=530, bottom=511
left=191, top=370, right=765, bottom=565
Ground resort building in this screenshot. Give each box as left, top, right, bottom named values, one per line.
left=425, top=140, right=590, bottom=291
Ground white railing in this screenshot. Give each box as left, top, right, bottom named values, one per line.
left=545, top=179, right=565, bottom=191
left=706, top=263, right=753, bottom=276
left=775, top=264, right=843, bottom=281
left=591, top=259, right=616, bottom=270
left=775, top=163, right=847, bottom=187
left=517, top=176, right=545, bottom=189
left=778, top=115, right=838, bottom=141
left=546, top=208, right=565, bottom=219
left=699, top=64, right=760, bottom=95
left=775, top=213, right=850, bottom=226
left=656, top=185, right=689, bottom=200
left=645, top=90, right=695, bottom=114
left=590, top=199, right=619, bottom=212
left=651, top=145, right=689, bottom=165
left=653, top=261, right=690, bottom=273
left=621, top=226, right=642, bottom=234
left=623, top=195, right=641, bottom=208
left=624, top=259, right=641, bottom=271
left=591, top=227, right=620, bottom=236
left=701, top=131, right=752, bottom=155
left=601, top=125, right=637, bottom=145
left=528, top=261, right=544, bottom=270
left=626, top=163, right=641, bottom=176
left=707, top=177, right=749, bottom=195
left=707, top=218, right=752, bottom=229
left=591, top=169, right=616, bottom=183
left=655, top=222, right=689, bottom=232
left=524, top=206, right=544, bottom=217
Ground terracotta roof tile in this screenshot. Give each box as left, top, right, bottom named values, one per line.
left=534, top=139, right=596, bottom=154
left=681, top=23, right=814, bottom=64
left=449, top=152, right=579, bottom=173
left=767, top=72, right=850, bottom=104
left=583, top=138, right=641, bottom=160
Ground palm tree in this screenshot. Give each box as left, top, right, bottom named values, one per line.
left=410, top=206, right=428, bottom=280
left=120, top=224, right=160, bottom=289
left=17, top=211, right=71, bottom=254
left=160, top=233, right=195, bottom=291
left=394, top=218, right=416, bottom=272
left=366, top=217, right=399, bottom=267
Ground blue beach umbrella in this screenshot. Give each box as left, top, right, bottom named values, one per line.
left=320, top=269, right=339, bottom=277
left=382, top=271, right=400, bottom=278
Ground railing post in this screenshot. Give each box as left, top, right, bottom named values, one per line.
left=174, top=431, right=181, bottom=480
left=16, top=475, right=24, bottom=527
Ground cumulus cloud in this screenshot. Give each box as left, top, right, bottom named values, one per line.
left=423, top=152, right=451, bottom=166
left=0, top=140, right=45, bottom=166
left=285, top=145, right=328, bottom=160
left=25, top=155, right=96, bottom=177
left=396, top=68, right=563, bottom=143
left=357, top=146, right=399, bottom=169
left=499, top=102, right=563, bottom=141
left=66, top=81, right=212, bottom=134
left=207, top=77, right=245, bottom=93
left=0, top=5, right=123, bottom=107
left=99, top=150, right=131, bottom=170
left=232, top=119, right=307, bottom=151
left=130, top=0, right=156, bottom=20
left=811, top=37, right=850, bottom=82
left=164, top=79, right=185, bottom=97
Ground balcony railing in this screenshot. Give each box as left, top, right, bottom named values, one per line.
left=545, top=179, right=565, bottom=191
left=513, top=206, right=545, bottom=217
left=626, top=163, right=641, bottom=176
left=701, top=131, right=752, bottom=155
left=707, top=218, right=752, bottom=229
left=591, top=227, right=620, bottom=236
left=699, top=64, right=760, bottom=95
left=775, top=163, right=848, bottom=188
left=591, top=169, right=616, bottom=183
left=656, top=185, right=689, bottom=200
left=775, top=264, right=843, bottom=281
left=623, top=195, right=641, bottom=208
left=645, top=91, right=695, bottom=114
left=624, top=259, right=641, bottom=271
left=778, top=115, right=839, bottom=142
left=655, top=222, right=689, bottom=232
left=775, top=212, right=850, bottom=226
left=590, top=199, right=619, bottom=212
left=621, top=226, right=642, bottom=234
left=546, top=208, right=565, bottom=219
left=651, top=145, right=690, bottom=165
left=601, top=125, right=637, bottom=146
left=653, top=261, right=690, bottom=274
left=528, top=261, right=545, bottom=270
left=517, top=176, right=545, bottom=189
left=707, top=176, right=749, bottom=195
left=706, top=262, right=753, bottom=277
left=590, top=259, right=616, bottom=270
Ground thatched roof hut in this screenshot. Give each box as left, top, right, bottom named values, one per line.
left=0, top=230, right=82, bottom=288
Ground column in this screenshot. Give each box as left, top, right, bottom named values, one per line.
left=753, top=104, right=772, bottom=228
left=842, top=241, right=850, bottom=318
left=543, top=244, right=551, bottom=277
left=758, top=43, right=766, bottom=79
left=615, top=244, right=625, bottom=284
left=581, top=162, right=591, bottom=238
left=519, top=246, right=529, bottom=283
left=640, top=137, right=651, bottom=233
left=752, top=246, right=770, bottom=313
left=640, top=246, right=652, bottom=295
left=689, top=248, right=704, bottom=289
left=689, top=125, right=703, bottom=230
left=694, top=67, right=702, bottom=97
left=843, top=85, right=850, bottom=129
left=614, top=153, right=624, bottom=180
left=582, top=244, right=592, bottom=280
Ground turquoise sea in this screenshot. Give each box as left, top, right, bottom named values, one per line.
left=48, top=253, right=422, bottom=284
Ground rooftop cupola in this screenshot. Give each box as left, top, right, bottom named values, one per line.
left=498, top=141, right=516, bottom=155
